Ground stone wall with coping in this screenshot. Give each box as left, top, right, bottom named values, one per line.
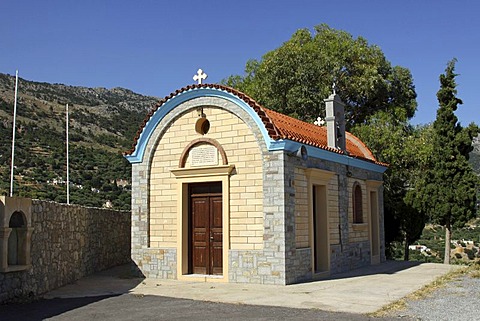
left=0, top=200, right=130, bottom=304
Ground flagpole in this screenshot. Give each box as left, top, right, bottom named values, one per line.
left=9, top=70, right=19, bottom=197
left=66, top=103, right=70, bottom=204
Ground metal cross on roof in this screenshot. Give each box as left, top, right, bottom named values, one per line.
left=193, top=69, right=208, bottom=84
left=314, top=116, right=325, bottom=126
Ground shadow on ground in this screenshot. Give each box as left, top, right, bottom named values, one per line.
left=324, top=260, right=422, bottom=281
left=1, top=295, right=120, bottom=321
left=41, top=261, right=145, bottom=300
left=0, top=261, right=145, bottom=321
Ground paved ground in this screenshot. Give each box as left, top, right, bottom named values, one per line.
left=43, top=260, right=456, bottom=314
left=1, top=261, right=458, bottom=320
left=2, top=294, right=408, bottom=321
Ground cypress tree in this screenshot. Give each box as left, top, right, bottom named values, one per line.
left=409, top=60, right=479, bottom=264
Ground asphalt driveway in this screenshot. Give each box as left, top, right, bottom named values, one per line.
left=2, top=293, right=409, bottom=321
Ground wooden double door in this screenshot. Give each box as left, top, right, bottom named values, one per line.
left=189, top=182, right=223, bottom=275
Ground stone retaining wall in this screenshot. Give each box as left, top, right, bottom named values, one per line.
left=0, top=199, right=130, bottom=304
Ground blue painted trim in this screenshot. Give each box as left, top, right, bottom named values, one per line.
left=270, top=140, right=387, bottom=173
left=125, top=87, right=274, bottom=163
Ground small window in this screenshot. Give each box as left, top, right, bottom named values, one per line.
left=353, top=183, right=363, bottom=224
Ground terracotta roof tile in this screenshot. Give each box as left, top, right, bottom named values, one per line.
left=125, top=84, right=386, bottom=167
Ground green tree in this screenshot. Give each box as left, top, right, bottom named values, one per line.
left=223, top=24, right=417, bottom=127
left=353, top=108, right=433, bottom=260
left=470, top=135, right=480, bottom=175
left=406, top=60, right=479, bottom=264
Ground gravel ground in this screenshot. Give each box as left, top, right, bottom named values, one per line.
left=392, top=274, right=480, bottom=321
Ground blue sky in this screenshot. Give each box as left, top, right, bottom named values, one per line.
left=1, top=1, right=479, bottom=126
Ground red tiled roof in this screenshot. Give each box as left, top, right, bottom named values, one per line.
left=262, top=108, right=379, bottom=162
left=125, top=84, right=385, bottom=166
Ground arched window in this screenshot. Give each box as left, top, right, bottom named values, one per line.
left=353, top=183, right=363, bottom=224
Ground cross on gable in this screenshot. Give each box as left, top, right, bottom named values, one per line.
left=314, top=116, right=325, bottom=126
left=193, top=69, right=208, bottom=84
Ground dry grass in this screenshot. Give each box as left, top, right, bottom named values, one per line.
left=468, top=261, right=480, bottom=278
left=370, top=265, right=471, bottom=317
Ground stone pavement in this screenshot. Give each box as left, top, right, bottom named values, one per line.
left=44, top=261, right=457, bottom=314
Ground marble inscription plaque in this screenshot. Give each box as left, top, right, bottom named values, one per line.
left=191, top=145, right=218, bottom=166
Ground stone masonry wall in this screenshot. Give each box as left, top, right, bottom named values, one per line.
left=285, top=154, right=385, bottom=282
left=0, top=200, right=130, bottom=304
left=229, top=151, right=287, bottom=285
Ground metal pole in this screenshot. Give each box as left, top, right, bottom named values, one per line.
left=9, top=70, right=19, bottom=197
left=66, top=103, right=70, bottom=204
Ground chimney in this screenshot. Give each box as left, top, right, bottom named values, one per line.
left=324, top=91, right=346, bottom=151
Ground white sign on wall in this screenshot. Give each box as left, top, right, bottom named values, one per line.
left=190, top=145, right=218, bottom=166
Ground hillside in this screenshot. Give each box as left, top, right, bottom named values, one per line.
left=0, top=73, right=159, bottom=209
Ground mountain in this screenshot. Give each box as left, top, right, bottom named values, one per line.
left=0, top=73, right=159, bottom=209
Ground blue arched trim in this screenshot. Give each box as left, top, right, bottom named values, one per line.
left=124, top=86, right=387, bottom=173
left=124, top=87, right=273, bottom=163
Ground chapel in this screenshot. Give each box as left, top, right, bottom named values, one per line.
left=124, top=71, right=387, bottom=285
